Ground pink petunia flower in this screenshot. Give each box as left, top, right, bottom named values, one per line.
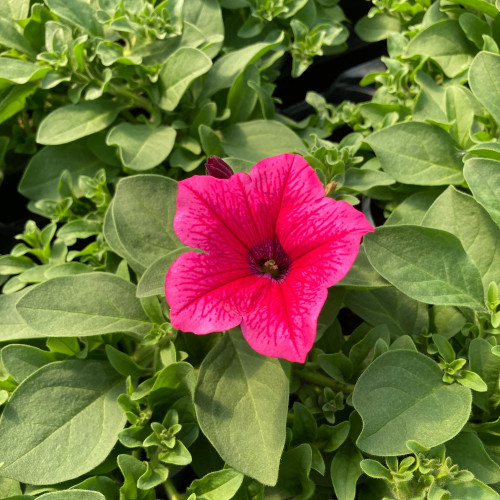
left=165, top=154, right=374, bottom=363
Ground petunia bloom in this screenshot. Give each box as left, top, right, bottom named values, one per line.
left=165, top=154, right=374, bottom=363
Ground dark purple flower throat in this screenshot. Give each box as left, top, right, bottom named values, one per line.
left=248, top=238, right=291, bottom=282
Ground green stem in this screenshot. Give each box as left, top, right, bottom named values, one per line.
left=108, top=84, right=153, bottom=113
left=294, top=368, right=355, bottom=392
left=164, top=478, right=184, bottom=500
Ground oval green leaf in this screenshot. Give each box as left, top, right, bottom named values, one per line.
left=366, top=122, right=463, bottom=185
left=364, top=225, right=485, bottom=311
left=423, top=186, right=500, bottom=290
left=159, top=48, right=212, bottom=111
left=37, top=491, right=105, bottom=500
left=16, top=273, right=152, bottom=338
left=194, top=330, right=288, bottom=486
left=37, top=100, right=124, bottom=145
left=220, top=120, right=303, bottom=163
left=464, top=158, right=500, bottom=228
left=469, top=51, right=500, bottom=125
left=353, top=350, right=472, bottom=456
left=0, top=360, right=126, bottom=484
left=137, top=248, right=187, bottom=298
left=106, top=123, right=176, bottom=170
left=111, top=175, right=182, bottom=269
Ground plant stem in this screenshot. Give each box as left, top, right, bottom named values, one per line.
left=294, top=368, right=355, bottom=392
left=109, top=84, right=153, bottom=113
left=164, top=478, right=183, bottom=500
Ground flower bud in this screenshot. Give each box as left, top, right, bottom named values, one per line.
left=205, top=156, right=234, bottom=179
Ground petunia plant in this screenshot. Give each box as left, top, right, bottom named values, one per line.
left=1, top=0, right=500, bottom=498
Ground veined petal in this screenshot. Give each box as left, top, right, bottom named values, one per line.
left=277, top=199, right=374, bottom=287
left=240, top=270, right=327, bottom=363
left=174, top=174, right=264, bottom=256
left=245, top=153, right=326, bottom=241
left=165, top=251, right=264, bottom=334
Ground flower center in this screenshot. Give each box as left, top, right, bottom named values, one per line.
left=248, top=239, right=291, bottom=282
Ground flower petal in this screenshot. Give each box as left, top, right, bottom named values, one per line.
left=174, top=174, right=264, bottom=256
left=277, top=199, right=374, bottom=287
left=240, top=270, right=327, bottom=363
left=165, top=250, right=264, bottom=334
left=245, top=153, right=326, bottom=241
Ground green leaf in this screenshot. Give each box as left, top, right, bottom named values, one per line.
left=446, top=431, right=500, bottom=485
left=319, top=421, right=351, bottom=452
left=0, top=83, right=37, bottom=125
left=364, top=225, right=485, bottom=311
left=0, top=18, right=35, bottom=56
left=338, top=246, right=389, bottom=288
left=37, top=100, right=124, bottom=145
left=353, top=350, right=472, bottom=456
left=117, top=454, right=154, bottom=500
left=194, top=330, right=288, bottom=486
left=158, top=48, right=212, bottom=111
left=106, top=123, right=176, bottom=171
left=0, top=360, right=126, bottom=484
left=431, top=334, right=455, bottom=363
left=291, top=402, right=317, bottom=446
left=181, top=0, right=224, bottom=59
left=432, top=306, right=467, bottom=339
left=354, top=14, right=401, bottom=42
left=469, top=337, right=500, bottom=410
left=423, top=186, right=500, bottom=291
left=202, top=33, right=284, bottom=98
left=275, top=444, right=314, bottom=499
left=414, top=71, right=447, bottom=123
left=457, top=373, right=487, bottom=394
left=19, top=141, right=117, bottom=201
left=445, top=85, right=475, bottom=148
left=464, top=158, right=500, bottom=228
left=7, top=0, right=30, bottom=19
left=0, top=289, right=46, bottom=341
left=137, top=248, right=187, bottom=298
left=220, top=120, right=303, bottom=163
left=344, top=287, right=428, bottom=340
left=0, top=58, right=49, bottom=84
left=469, top=51, right=500, bottom=125
left=16, top=273, right=152, bottom=338
left=448, top=479, right=499, bottom=499
left=227, top=64, right=259, bottom=125
left=105, top=345, right=150, bottom=378
left=1, top=344, right=60, bottom=383
left=45, top=0, right=103, bottom=36
left=366, top=122, right=463, bottom=186
left=188, top=468, right=244, bottom=500
left=406, top=19, right=475, bottom=77
left=37, top=491, right=105, bottom=500
left=359, top=459, right=391, bottom=480
left=110, top=175, right=182, bottom=271
left=385, top=189, right=443, bottom=226
left=103, top=199, right=145, bottom=273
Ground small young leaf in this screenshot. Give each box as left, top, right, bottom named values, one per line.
left=457, top=370, right=488, bottom=392
left=188, top=468, right=244, bottom=500
left=330, top=442, right=363, bottom=500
